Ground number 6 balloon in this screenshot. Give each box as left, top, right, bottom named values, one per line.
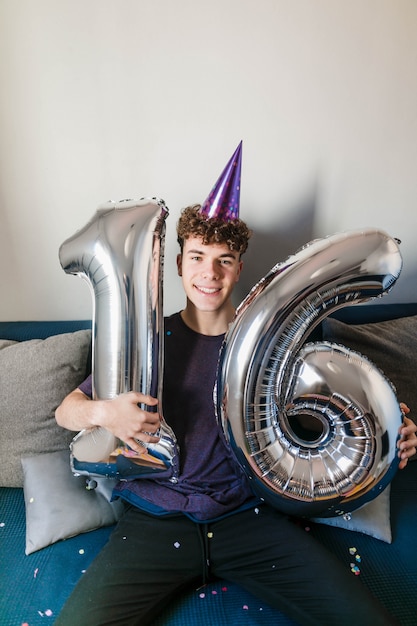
left=59, top=198, right=179, bottom=481
left=215, top=228, right=403, bottom=517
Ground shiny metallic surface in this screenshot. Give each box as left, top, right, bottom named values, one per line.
left=216, top=229, right=403, bottom=517
left=59, top=198, right=179, bottom=478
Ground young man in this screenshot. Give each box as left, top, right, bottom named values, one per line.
left=55, top=148, right=416, bottom=626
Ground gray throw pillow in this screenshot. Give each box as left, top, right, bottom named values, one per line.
left=0, top=330, right=91, bottom=487
left=22, top=450, right=124, bottom=554
left=311, top=486, right=392, bottom=543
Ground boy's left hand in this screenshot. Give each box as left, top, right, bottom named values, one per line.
left=398, top=403, right=417, bottom=469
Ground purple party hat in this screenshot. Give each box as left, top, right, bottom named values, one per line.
left=200, top=141, right=242, bottom=220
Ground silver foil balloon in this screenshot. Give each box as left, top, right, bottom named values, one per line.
left=216, top=229, right=403, bottom=517
left=59, top=198, right=179, bottom=480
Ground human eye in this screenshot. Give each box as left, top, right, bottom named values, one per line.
left=220, top=257, right=235, bottom=266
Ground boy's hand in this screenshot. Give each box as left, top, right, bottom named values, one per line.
left=397, top=403, right=417, bottom=469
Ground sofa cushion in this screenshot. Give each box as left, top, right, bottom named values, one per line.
left=311, top=486, right=392, bottom=543
left=22, top=450, right=124, bottom=554
left=0, top=330, right=91, bottom=487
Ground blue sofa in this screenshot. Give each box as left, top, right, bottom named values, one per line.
left=1, top=304, right=417, bottom=625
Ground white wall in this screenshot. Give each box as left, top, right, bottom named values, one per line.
left=1, top=0, right=416, bottom=321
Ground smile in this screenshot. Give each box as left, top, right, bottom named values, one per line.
left=195, top=286, right=221, bottom=295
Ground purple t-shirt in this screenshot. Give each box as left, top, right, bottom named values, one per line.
left=79, top=313, right=256, bottom=521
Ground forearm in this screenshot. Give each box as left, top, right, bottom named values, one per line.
left=55, top=388, right=106, bottom=432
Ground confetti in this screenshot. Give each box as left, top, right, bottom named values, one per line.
left=207, top=532, right=213, bottom=539
left=45, top=609, right=53, bottom=617
left=173, top=541, right=181, bottom=549
left=0, top=522, right=5, bottom=527
left=211, top=590, right=217, bottom=595
left=34, top=568, right=39, bottom=578
left=348, top=547, right=362, bottom=574
left=243, top=605, right=249, bottom=610
left=199, top=593, right=205, bottom=598
left=254, top=508, right=260, bottom=514
left=221, top=587, right=228, bottom=592
left=29, top=497, right=35, bottom=503
left=79, top=549, right=85, bottom=555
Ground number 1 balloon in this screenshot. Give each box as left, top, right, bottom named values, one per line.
left=59, top=198, right=179, bottom=481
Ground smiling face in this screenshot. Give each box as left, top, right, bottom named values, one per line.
left=177, top=236, right=243, bottom=329
left=175, top=205, right=251, bottom=334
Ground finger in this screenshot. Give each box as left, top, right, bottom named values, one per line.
left=398, top=418, right=414, bottom=436
left=400, top=402, right=410, bottom=414
left=130, top=391, right=158, bottom=406
left=144, top=411, right=161, bottom=425
left=397, top=436, right=412, bottom=451
left=125, top=437, right=148, bottom=454
left=128, top=433, right=159, bottom=453
left=133, top=419, right=160, bottom=437
left=135, top=428, right=160, bottom=443
left=398, top=441, right=416, bottom=459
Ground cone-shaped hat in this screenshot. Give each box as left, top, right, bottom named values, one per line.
left=200, top=141, right=242, bottom=220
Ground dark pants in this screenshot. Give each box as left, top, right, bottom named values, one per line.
left=55, top=504, right=397, bottom=626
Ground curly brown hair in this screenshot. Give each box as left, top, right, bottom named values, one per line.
left=176, top=205, right=252, bottom=256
